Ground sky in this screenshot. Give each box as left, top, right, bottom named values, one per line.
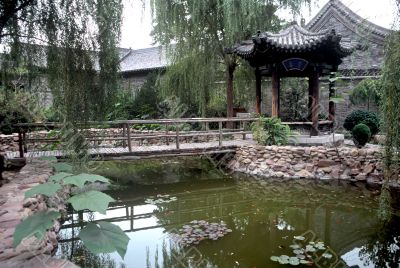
left=120, top=0, right=397, bottom=49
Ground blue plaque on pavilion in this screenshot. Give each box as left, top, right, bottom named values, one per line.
left=282, top=58, right=309, bottom=71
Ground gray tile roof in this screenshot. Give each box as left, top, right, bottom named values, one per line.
left=233, top=22, right=355, bottom=59
left=118, top=46, right=169, bottom=73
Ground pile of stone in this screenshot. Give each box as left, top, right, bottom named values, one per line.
left=228, top=145, right=384, bottom=183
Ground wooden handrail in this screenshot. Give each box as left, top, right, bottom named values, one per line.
left=15, top=118, right=333, bottom=158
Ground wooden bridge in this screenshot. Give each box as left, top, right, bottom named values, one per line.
left=8, top=117, right=258, bottom=160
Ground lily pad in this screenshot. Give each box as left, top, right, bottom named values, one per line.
left=305, top=245, right=316, bottom=252
left=289, top=244, right=301, bottom=249
left=289, top=257, right=300, bottom=266
left=294, top=236, right=305, bottom=241
left=293, top=249, right=304, bottom=255
left=322, top=253, right=333, bottom=259
left=270, top=256, right=280, bottom=262
left=300, top=260, right=313, bottom=264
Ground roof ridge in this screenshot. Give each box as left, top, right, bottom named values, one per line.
left=264, top=24, right=329, bottom=38
left=306, top=0, right=389, bottom=37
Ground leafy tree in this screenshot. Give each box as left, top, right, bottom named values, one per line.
left=379, top=1, right=400, bottom=222
left=0, top=0, right=123, bottom=123
left=381, top=6, right=400, bottom=182
left=150, top=0, right=311, bottom=117
left=349, top=78, right=382, bottom=111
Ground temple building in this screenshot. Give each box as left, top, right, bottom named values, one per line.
left=118, top=0, right=389, bottom=126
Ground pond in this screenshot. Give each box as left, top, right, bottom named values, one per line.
left=56, top=157, right=400, bottom=268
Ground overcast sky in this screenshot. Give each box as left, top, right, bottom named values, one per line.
left=120, top=0, right=397, bottom=49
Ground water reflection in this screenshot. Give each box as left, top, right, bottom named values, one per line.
left=57, top=171, right=400, bottom=267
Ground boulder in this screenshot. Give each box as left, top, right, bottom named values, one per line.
left=317, top=160, right=337, bottom=167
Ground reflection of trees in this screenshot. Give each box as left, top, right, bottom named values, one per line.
left=359, top=216, right=400, bottom=267
left=57, top=216, right=124, bottom=268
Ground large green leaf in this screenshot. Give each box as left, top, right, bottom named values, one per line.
left=13, top=211, right=60, bottom=248
left=67, top=190, right=114, bottom=214
left=25, top=182, right=62, bottom=198
left=49, top=172, right=73, bottom=182
left=79, top=221, right=129, bottom=258
left=52, top=162, right=73, bottom=172
left=63, top=173, right=110, bottom=188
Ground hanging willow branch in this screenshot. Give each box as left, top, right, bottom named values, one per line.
left=150, top=0, right=311, bottom=117
left=0, top=0, right=123, bottom=124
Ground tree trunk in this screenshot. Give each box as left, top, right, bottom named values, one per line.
left=226, top=63, right=235, bottom=129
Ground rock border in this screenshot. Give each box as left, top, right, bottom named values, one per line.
left=228, top=145, right=386, bottom=185
left=0, top=159, right=78, bottom=268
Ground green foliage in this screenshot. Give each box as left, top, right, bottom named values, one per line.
left=349, top=78, right=382, bottom=110
left=78, top=221, right=129, bottom=258
left=107, top=72, right=161, bottom=120
left=49, top=172, right=73, bottom=182
left=352, top=123, right=371, bottom=147
left=0, top=90, right=41, bottom=134
left=280, top=78, right=308, bottom=121
left=0, top=0, right=123, bottom=124
left=67, top=190, right=115, bottom=214
left=343, top=110, right=380, bottom=135
left=13, top=211, right=61, bottom=248
left=132, top=124, right=162, bottom=131
left=62, top=173, right=110, bottom=188
left=151, top=0, right=310, bottom=117
left=24, top=182, right=62, bottom=198
left=251, top=117, right=291, bottom=145
left=52, top=162, right=73, bottom=173
left=381, top=22, right=400, bottom=181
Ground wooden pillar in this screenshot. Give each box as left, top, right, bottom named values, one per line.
left=271, top=68, right=280, bottom=117
left=310, top=71, right=320, bottom=136
left=255, top=69, right=262, bottom=115
left=328, top=73, right=336, bottom=121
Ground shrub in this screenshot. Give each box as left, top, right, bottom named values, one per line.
left=251, top=117, right=291, bottom=146
left=0, top=90, right=39, bottom=134
left=343, top=110, right=380, bottom=135
left=352, top=123, right=371, bottom=147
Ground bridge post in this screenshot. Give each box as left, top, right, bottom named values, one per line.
left=122, top=124, right=126, bottom=148
left=175, top=124, right=180, bottom=149
left=219, top=121, right=223, bottom=147
left=126, top=123, right=132, bottom=152
left=166, top=123, right=169, bottom=145
left=18, top=128, right=24, bottom=158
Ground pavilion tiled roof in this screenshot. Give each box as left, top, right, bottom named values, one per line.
left=233, top=22, right=356, bottom=59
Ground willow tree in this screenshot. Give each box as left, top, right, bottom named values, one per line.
left=150, top=0, right=311, bottom=118
left=0, top=0, right=123, bottom=123
left=379, top=0, right=400, bottom=221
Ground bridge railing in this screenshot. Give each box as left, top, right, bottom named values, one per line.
left=14, top=117, right=258, bottom=158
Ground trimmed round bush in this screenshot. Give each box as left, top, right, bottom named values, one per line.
left=343, top=110, right=380, bottom=135
left=352, top=123, right=371, bottom=147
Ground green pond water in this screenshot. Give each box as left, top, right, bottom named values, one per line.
left=56, top=157, right=400, bottom=268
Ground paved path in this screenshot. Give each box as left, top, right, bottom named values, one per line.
left=0, top=160, right=77, bottom=268
left=6, top=140, right=255, bottom=159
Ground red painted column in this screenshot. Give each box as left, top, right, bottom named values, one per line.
left=310, top=71, right=320, bottom=136
left=255, top=69, right=262, bottom=115
left=271, top=68, right=280, bottom=117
